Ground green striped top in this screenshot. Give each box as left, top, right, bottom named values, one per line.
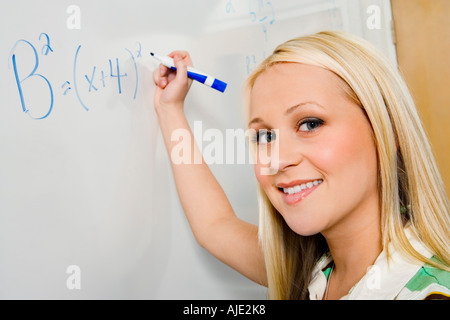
left=308, top=230, right=449, bottom=300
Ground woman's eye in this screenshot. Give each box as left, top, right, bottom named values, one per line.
left=255, top=129, right=276, bottom=144
left=298, top=118, right=324, bottom=132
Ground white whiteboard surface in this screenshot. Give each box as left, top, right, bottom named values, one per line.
left=0, top=0, right=395, bottom=299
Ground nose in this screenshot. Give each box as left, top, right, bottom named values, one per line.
left=272, top=132, right=303, bottom=173
left=257, top=130, right=303, bottom=176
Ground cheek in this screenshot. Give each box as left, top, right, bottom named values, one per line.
left=307, top=130, right=348, bottom=172
left=252, top=144, right=274, bottom=186
left=254, top=163, right=268, bottom=186
left=317, top=123, right=377, bottom=186
left=254, top=162, right=278, bottom=199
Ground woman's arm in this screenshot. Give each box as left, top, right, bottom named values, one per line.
left=153, top=51, right=266, bottom=286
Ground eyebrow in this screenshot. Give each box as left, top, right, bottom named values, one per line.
left=248, top=101, right=325, bottom=127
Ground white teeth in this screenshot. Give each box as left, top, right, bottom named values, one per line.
left=282, top=179, right=322, bottom=194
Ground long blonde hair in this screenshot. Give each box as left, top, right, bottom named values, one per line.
left=244, top=30, right=450, bottom=299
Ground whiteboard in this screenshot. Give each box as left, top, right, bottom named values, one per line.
left=0, top=0, right=396, bottom=299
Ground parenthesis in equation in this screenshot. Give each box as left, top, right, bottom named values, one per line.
left=124, top=48, right=138, bottom=100
left=73, top=45, right=89, bottom=111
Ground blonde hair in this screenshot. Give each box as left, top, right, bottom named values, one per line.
left=244, top=30, right=450, bottom=299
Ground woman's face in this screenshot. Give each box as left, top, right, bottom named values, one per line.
left=249, top=63, right=379, bottom=237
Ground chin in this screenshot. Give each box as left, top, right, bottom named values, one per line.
left=290, top=225, right=322, bottom=237
left=266, top=193, right=326, bottom=237
left=280, top=211, right=324, bottom=237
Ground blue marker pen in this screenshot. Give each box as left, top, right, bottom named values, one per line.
left=151, top=52, right=227, bottom=93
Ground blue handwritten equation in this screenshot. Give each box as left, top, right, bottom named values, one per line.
left=9, top=33, right=141, bottom=120
left=248, top=0, right=275, bottom=42
left=226, top=0, right=275, bottom=42
left=226, top=0, right=276, bottom=75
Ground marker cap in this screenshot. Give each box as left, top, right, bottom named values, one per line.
left=212, top=79, right=227, bottom=93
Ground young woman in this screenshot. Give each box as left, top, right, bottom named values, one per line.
left=152, top=31, right=450, bottom=300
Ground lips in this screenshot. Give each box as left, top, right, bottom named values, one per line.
left=276, top=179, right=323, bottom=205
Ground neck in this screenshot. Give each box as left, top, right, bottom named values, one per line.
left=322, top=201, right=382, bottom=298
left=326, top=218, right=382, bottom=274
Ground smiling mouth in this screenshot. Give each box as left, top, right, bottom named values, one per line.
left=277, top=179, right=323, bottom=205
left=278, top=179, right=323, bottom=195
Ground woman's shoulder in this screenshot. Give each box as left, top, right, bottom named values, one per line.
left=396, top=256, right=450, bottom=300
